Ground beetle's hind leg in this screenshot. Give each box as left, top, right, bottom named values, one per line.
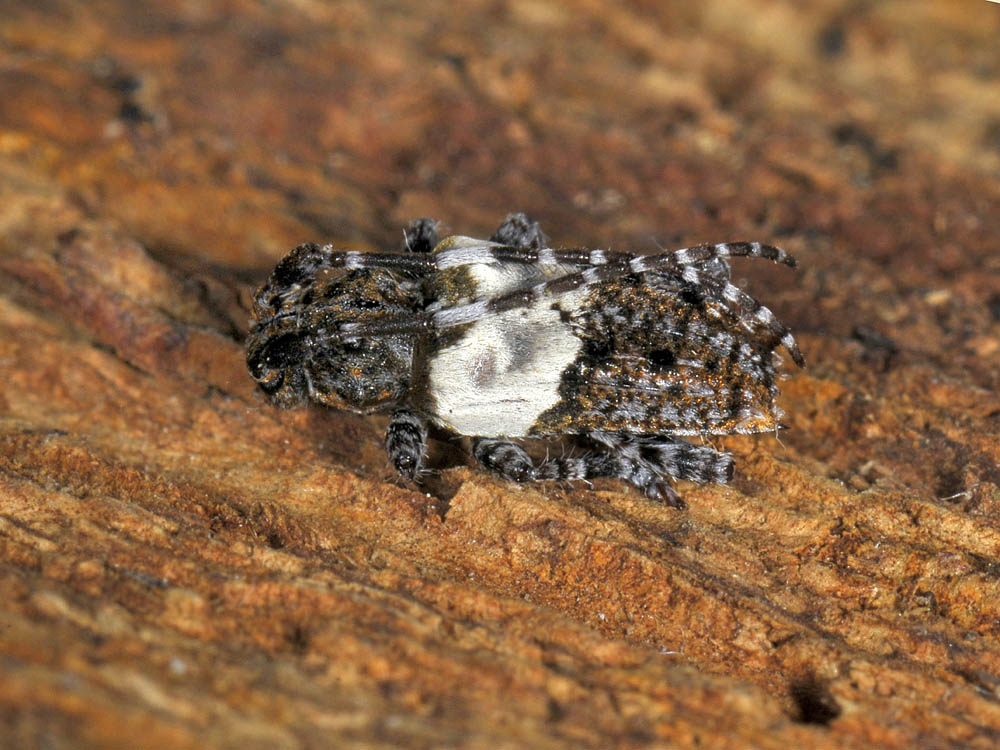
left=472, top=437, right=618, bottom=486
left=402, top=212, right=548, bottom=254
left=490, top=212, right=548, bottom=249
left=403, top=218, right=440, bottom=254
left=471, top=433, right=730, bottom=510
left=589, top=432, right=733, bottom=509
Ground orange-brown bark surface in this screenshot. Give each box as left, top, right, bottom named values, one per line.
left=2, top=1, right=1000, bottom=748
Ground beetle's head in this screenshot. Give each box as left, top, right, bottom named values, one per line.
left=246, top=268, right=417, bottom=412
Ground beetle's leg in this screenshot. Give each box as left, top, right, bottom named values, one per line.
left=403, top=218, right=440, bottom=254
left=490, top=212, right=548, bottom=250
left=385, top=408, right=428, bottom=480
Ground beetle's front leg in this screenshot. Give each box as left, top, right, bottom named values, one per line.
left=385, top=408, right=428, bottom=480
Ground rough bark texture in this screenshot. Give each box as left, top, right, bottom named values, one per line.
left=2, top=1, right=1000, bottom=748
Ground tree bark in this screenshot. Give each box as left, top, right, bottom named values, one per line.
left=1, top=1, right=999, bottom=748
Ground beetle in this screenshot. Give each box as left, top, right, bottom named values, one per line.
left=246, top=214, right=802, bottom=508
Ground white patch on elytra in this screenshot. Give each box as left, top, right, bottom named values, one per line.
left=432, top=236, right=502, bottom=268
left=427, top=261, right=585, bottom=437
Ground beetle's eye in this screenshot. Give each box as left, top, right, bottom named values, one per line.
left=252, top=333, right=302, bottom=376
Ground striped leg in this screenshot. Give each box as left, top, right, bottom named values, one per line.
left=385, top=409, right=428, bottom=480
left=471, top=433, right=731, bottom=510
left=403, top=218, right=440, bottom=254
left=489, top=212, right=549, bottom=250
left=588, top=432, right=734, bottom=509
left=472, top=438, right=618, bottom=487
left=472, top=439, right=536, bottom=483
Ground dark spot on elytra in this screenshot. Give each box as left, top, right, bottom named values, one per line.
left=639, top=445, right=661, bottom=464
left=679, top=286, right=702, bottom=307
left=585, top=339, right=613, bottom=359
left=648, top=348, right=676, bottom=370
left=551, top=303, right=574, bottom=324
